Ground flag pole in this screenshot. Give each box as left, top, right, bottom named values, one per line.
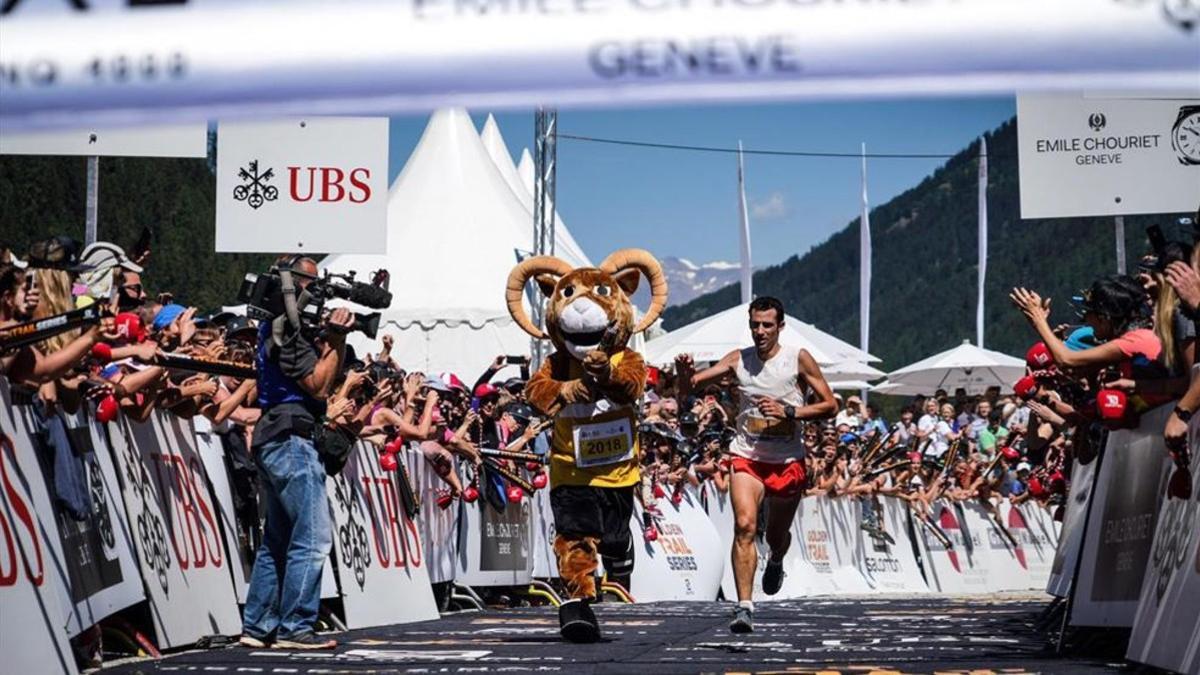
left=737, top=140, right=753, bottom=304
left=860, top=142, right=872, bottom=403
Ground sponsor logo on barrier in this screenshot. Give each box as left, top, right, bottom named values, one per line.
left=0, top=432, right=44, bottom=587
left=937, top=507, right=963, bottom=573
left=1005, top=507, right=1029, bottom=570
left=149, top=452, right=224, bottom=571
left=806, top=529, right=831, bottom=573
left=362, top=475, right=423, bottom=570
left=655, top=523, right=698, bottom=574
left=1149, top=495, right=1197, bottom=602
left=331, top=474, right=372, bottom=590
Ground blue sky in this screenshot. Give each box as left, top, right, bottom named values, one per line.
left=387, top=97, right=1015, bottom=269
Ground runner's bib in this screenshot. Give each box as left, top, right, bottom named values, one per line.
left=740, top=411, right=796, bottom=442
left=573, top=417, right=634, bottom=468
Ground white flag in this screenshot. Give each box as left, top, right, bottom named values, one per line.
left=977, top=137, right=988, bottom=348
left=737, top=141, right=753, bottom=304
left=860, top=143, right=872, bottom=376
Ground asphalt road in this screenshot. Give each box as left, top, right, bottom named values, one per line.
left=102, top=594, right=1125, bottom=674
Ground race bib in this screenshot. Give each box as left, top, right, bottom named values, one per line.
left=573, top=417, right=634, bottom=468
left=741, top=412, right=796, bottom=442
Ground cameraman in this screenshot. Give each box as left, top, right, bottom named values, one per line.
left=241, top=257, right=352, bottom=651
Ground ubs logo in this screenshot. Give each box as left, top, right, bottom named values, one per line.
left=1088, top=113, right=1108, bottom=133
left=233, top=160, right=278, bottom=211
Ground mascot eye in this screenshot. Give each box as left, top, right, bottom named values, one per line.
left=595, top=284, right=611, bottom=297
left=561, top=285, right=576, bottom=298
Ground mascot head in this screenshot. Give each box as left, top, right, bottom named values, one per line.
left=506, top=249, right=668, bottom=361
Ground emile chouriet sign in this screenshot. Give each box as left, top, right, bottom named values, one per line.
left=0, top=0, right=1197, bottom=131
left=1017, top=94, right=1200, bottom=219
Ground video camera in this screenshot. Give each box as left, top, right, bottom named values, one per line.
left=237, top=264, right=392, bottom=339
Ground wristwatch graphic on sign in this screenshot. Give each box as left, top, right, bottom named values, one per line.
left=1171, top=105, right=1200, bottom=166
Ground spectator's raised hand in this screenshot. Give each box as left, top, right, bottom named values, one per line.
left=1010, top=287, right=1051, bottom=324
left=674, top=353, right=695, bottom=380
left=176, top=307, right=198, bottom=346
left=22, top=284, right=40, bottom=317
left=1165, top=260, right=1200, bottom=313
left=326, top=396, right=357, bottom=424
left=342, top=368, right=369, bottom=393
left=180, top=374, right=218, bottom=399
left=130, top=340, right=160, bottom=363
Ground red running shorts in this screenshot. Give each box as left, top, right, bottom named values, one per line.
left=730, top=457, right=806, bottom=499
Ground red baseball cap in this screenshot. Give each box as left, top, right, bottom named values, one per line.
left=1002, top=447, right=1020, bottom=461
left=1096, top=389, right=1127, bottom=421
left=645, top=366, right=660, bottom=388
left=114, top=312, right=146, bottom=344
left=1026, top=342, right=1054, bottom=370
left=1013, top=375, right=1038, bottom=400
left=474, top=383, right=499, bottom=399
left=906, top=451, right=922, bottom=463
left=437, top=372, right=467, bottom=393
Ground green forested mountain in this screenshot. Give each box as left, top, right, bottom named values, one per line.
left=662, top=118, right=1189, bottom=369
left=0, top=146, right=274, bottom=312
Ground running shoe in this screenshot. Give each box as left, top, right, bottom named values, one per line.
left=729, top=605, right=754, bottom=634
left=762, top=558, right=785, bottom=596
left=272, top=632, right=337, bottom=650
left=238, top=634, right=269, bottom=648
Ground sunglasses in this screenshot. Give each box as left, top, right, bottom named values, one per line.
left=749, top=321, right=777, bottom=329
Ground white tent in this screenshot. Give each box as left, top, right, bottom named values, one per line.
left=885, top=340, right=1024, bottom=395
left=644, top=302, right=838, bottom=366
left=320, top=108, right=540, bottom=380
left=483, top=118, right=591, bottom=268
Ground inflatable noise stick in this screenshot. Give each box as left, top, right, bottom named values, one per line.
left=478, top=448, right=544, bottom=464
left=939, top=439, right=962, bottom=477
left=863, top=459, right=909, bottom=479
left=482, top=457, right=536, bottom=494
left=989, top=510, right=1020, bottom=549
left=154, top=352, right=256, bottom=379
left=0, top=305, right=104, bottom=351
left=860, top=426, right=899, bottom=466
left=914, top=511, right=955, bottom=549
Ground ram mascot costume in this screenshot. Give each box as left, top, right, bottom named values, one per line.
left=506, top=249, right=667, bottom=643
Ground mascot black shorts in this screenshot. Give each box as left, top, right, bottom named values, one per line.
left=551, top=484, right=634, bottom=551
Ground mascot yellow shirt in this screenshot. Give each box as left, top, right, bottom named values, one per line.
left=548, top=351, right=641, bottom=489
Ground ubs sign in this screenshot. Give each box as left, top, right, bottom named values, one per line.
left=215, top=117, right=388, bottom=254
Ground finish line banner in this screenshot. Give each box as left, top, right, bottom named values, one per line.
left=1, top=0, right=1197, bottom=130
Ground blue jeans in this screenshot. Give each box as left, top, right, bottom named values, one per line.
left=242, top=434, right=332, bottom=639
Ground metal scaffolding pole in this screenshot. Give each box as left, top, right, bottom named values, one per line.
left=531, top=108, right=558, bottom=369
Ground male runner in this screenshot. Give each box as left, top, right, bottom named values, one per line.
left=675, top=296, right=836, bottom=633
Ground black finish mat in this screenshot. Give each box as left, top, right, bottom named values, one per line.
left=102, top=596, right=1121, bottom=674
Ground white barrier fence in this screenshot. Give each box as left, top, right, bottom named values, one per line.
left=2, top=375, right=1091, bottom=674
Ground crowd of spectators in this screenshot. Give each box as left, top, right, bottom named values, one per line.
left=3, top=229, right=1196, bottom=664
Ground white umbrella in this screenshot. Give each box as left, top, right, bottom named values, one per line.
left=826, top=379, right=876, bottom=391
left=871, top=380, right=926, bottom=396
left=644, top=303, right=835, bottom=366
left=821, top=358, right=886, bottom=381
left=886, top=340, right=1024, bottom=395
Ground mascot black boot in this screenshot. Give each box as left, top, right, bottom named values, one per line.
left=506, top=249, right=669, bottom=644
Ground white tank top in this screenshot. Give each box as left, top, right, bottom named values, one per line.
left=728, top=344, right=809, bottom=464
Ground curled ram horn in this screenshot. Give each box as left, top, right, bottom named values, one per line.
left=505, top=255, right=575, bottom=339
left=599, top=248, right=668, bottom=333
